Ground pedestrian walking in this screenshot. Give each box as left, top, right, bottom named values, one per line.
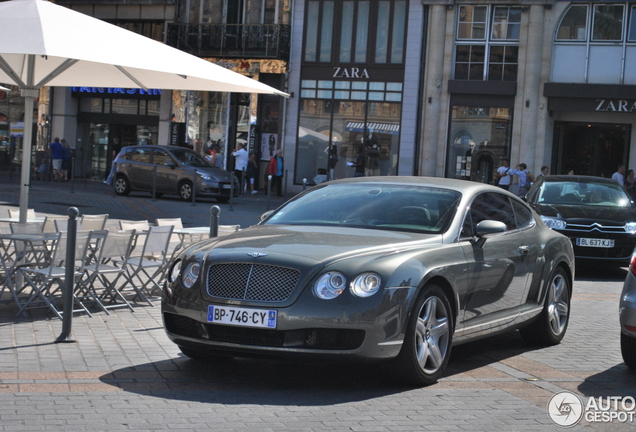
left=269, top=149, right=284, bottom=196
left=49, top=137, right=64, bottom=181
left=61, top=139, right=72, bottom=181
left=247, top=152, right=258, bottom=194
left=232, top=142, right=248, bottom=196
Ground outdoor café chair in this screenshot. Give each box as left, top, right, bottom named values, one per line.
left=17, top=230, right=93, bottom=319
left=81, top=214, right=109, bottom=231
left=115, top=225, right=172, bottom=306
left=76, top=229, right=136, bottom=314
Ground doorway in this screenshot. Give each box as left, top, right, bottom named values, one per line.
left=553, top=122, right=630, bottom=177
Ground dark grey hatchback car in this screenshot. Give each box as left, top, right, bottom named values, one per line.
left=113, top=145, right=237, bottom=202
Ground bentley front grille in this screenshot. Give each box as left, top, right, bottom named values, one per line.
left=206, top=263, right=300, bottom=302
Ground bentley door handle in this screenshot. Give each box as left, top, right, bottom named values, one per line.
left=519, top=245, right=530, bottom=255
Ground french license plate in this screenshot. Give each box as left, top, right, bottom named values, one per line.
left=576, top=238, right=615, bottom=248
left=222, top=184, right=232, bottom=189
left=208, top=305, right=277, bottom=328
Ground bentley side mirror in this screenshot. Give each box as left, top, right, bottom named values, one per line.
left=474, top=220, right=507, bottom=247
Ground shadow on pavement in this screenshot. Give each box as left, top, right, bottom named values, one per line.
left=577, top=364, right=636, bottom=398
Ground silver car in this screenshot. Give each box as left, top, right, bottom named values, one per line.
left=620, top=251, right=636, bottom=368
left=163, top=177, right=575, bottom=386
left=113, top=145, right=237, bottom=202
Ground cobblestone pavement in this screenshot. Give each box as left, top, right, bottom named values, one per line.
left=0, top=175, right=635, bottom=431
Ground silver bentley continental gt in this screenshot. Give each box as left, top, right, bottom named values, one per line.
left=162, top=177, right=575, bottom=386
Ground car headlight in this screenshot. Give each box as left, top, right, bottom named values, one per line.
left=168, top=259, right=181, bottom=284
left=626, top=222, right=636, bottom=234
left=540, top=216, right=566, bottom=230
left=181, top=262, right=201, bottom=288
left=313, top=271, right=346, bottom=300
left=350, top=272, right=382, bottom=297
left=199, top=173, right=212, bottom=181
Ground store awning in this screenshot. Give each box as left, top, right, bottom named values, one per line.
left=345, top=122, right=400, bottom=135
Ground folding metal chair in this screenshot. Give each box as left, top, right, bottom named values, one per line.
left=116, top=225, right=173, bottom=306
left=81, top=214, right=109, bottom=231
left=9, top=221, right=49, bottom=262
left=17, top=231, right=93, bottom=319
left=76, top=229, right=136, bottom=314
left=42, top=215, right=67, bottom=233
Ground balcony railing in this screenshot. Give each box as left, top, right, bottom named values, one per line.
left=166, top=23, right=290, bottom=61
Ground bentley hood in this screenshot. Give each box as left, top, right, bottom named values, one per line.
left=191, top=224, right=443, bottom=266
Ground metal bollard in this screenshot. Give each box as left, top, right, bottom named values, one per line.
left=191, top=170, right=197, bottom=206
left=266, top=174, right=272, bottom=210
left=151, top=165, right=157, bottom=202
left=303, top=178, right=307, bottom=191
left=210, top=205, right=220, bottom=238
left=56, top=207, right=80, bottom=343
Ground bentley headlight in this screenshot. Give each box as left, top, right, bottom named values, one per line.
left=313, top=272, right=346, bottom=300
left=626, top=222, right=636, bottom=234
left=181, top=262, right=201, bottom=288
left=168, top=259, right=181, bottom=284
left=350, top=272, right=382, bottom=297
left=540, top=216, right=566, bottom=230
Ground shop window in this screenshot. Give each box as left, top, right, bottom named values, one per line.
left=296, top=94, right=401, bottom=185
left=454, top=5, right=521, bottom=81
left=445, top=106, right=512, bottom=185
left=111, top=99, right=138, bottom=116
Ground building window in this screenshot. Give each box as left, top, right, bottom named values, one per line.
left=303, top=0, right=407, bottom=64
left=553, top=3, right=636, bottom=84
left=454, top=5, right=521, bottom=81
left=445, top=106, right=512, bottom=185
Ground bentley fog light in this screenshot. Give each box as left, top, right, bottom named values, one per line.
left=168, top=259, right=182, bottom=284
left=540, top=216, right=566, bottom=230
left=181, top=262, right=201, bottom=288
left=313, top=272, right=346, bottom=300
left=626, top=222, right=636, bottom=234
left=350, top=272, right=382, bottom=297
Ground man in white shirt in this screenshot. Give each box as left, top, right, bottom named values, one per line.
left=612, top=164, right=625, bottom=186
left=495, top=159, right=512, bottom=191
left=232, top=143, right=248, bottom=196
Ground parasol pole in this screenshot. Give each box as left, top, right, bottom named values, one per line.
left=19, top=55, right=37, bottom=224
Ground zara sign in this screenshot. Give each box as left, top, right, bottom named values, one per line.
left=595, top=99, right=636, bottom=112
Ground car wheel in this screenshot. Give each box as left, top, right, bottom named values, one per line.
left=216, top=196, right=230, bottom=203
left=114, top=176, right=130, bottom=196
left=179, top=181, right=193, bottom=201
left=520, top=266, right=570, bottom=345
left=394, top=284, right=453, bottom=386
left=621, top=332, right=636, bottom=369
